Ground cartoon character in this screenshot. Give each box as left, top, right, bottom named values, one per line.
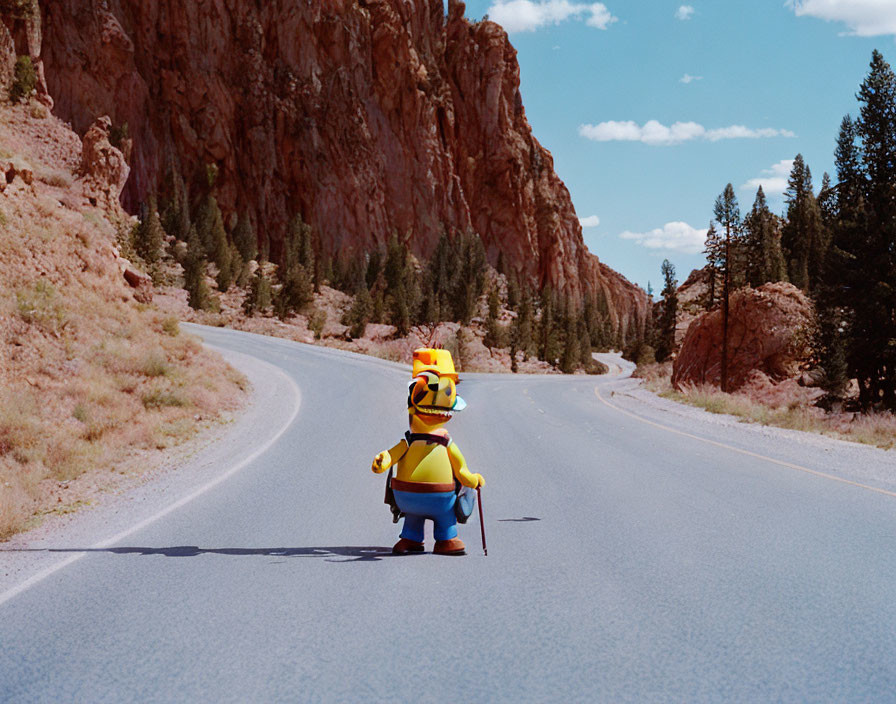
left=371, top=348, right=485, bottom=556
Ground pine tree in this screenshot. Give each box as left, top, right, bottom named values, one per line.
left=161, top=163, right=190, bottom=242
left=511, top=288, right=533, bottom=359
left=343, top=283, right=372, bottom=339
left=853, top=50, right=896, bottom=407
left=134, top=194, right=164, bottom=265
left=275, top=263, right=313, bottom=318
left=560, top=311, right=579, bottom=374
left=781, top=154, right=827, bottom=292
left=183, top=225, right=212, bottom=311
left=743, top=187, right=786, bottom=286
left=484, top=286, right=503, bottom=349
left=243, top=266, right=272, bottom=316
left=232, top=213, right=257, bottom=263
left=703, top=222, right=723, bottom=308
left=655, top=259, right=678, bottom=362
left=713, top=184, right=741, bottom=392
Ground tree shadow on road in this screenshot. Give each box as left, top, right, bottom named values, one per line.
left=2, top=546, right=395, bottom=563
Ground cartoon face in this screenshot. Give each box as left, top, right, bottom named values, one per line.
left=407, top=371, right=460, bottom=427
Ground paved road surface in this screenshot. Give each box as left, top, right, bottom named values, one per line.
left=2, top=326, right=896, bottom=702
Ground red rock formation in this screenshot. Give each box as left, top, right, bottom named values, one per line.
left=671, top=283, right=814, bottom=391
left=77, top=115, right=130, bottom=210
left=0, top=0, right=52, bottom=105
left=39, top=0, right=647, bottom=333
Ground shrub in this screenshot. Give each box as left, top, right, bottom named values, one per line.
left=343, top=286, right=372, bottom=339
left=243, top=267, right=272, bottom=316
left=16, top=279, right=67, bottom=335
left=140, top=350, right=169, bottom=377
left=275, top=262, right=313, bottom=318
left=10, top=55, right=37, bottom=103
left=309, top=307, right=327, bottom=339
left=161, top=316, right=180, bottom=337
left=142, top=388, right=187, bottom=410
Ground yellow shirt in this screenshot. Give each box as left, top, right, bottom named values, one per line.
left=386, top=438, right=479, bottom=487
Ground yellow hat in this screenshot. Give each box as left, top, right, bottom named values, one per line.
left=412, top=348, right=458, bottom=381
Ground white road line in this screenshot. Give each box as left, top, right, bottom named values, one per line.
left=0, top=361, right=302, bottom=608
left=595, top=384, right=896, bottom=500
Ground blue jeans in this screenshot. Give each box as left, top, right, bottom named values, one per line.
left=393, top=490, right=457, bottom=542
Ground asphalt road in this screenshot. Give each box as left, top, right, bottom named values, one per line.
left=2, top=325, right=896, bottom=703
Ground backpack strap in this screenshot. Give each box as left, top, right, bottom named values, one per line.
left=404, top=430, right=451, bottom=447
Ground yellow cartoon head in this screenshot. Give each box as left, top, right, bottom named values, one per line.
left=407, top=348, right=466, bottom=429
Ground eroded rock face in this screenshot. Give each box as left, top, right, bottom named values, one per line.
left=77, top=115, right=129, bottom=210
left=671, top=283, right=814, bottom=391
left=40, top=0, right=647, bottom=335
left=0, top=0, right=52, bottom=105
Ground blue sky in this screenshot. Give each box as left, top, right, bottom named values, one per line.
left=458, top=0, right=896, bottom=292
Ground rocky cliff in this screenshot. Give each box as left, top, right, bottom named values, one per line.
left=36, top=0, right=647, bottom=334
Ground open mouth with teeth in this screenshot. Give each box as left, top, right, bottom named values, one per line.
left=414, top=405, right=453, bottom=422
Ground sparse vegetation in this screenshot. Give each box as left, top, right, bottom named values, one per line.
left=0, top=104, right=248, bottom=540
left=635, top=363, right=895, bottom=450
left=10, top=55, right=37, bottom=103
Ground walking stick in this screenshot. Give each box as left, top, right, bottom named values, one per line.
left=477, top=487, right=487, bottom=556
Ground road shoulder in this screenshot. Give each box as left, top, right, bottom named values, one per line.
left=0, top=344, right=300, bottom=604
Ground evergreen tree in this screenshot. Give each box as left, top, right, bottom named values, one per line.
left=655, top=259, right=678, bottom=362
left=713, top=184, right=741, bottom=392
left=483, top=286, right=504, bottom=349
left=343, top=283, right=372, bottom=339
left=183, top=225, right=212, bottom=311
left=538, top=287, right=560, bottom=364
left=134, top=194, right=164, bottom=265
left=781, top=154, right=827, bottom=291
left=275, top=262, right=313, bottom=318
left=560, top=311, right=579, bottom=374
left=160, top=163, right=190, bottom=243
left=852, top=50, right=896, bottom=407
left=511, top=288, right=534, bottom=359
left=242, top=266, right=272, bottom=316
left=232, top=213, right=257, bottom=263
left=743, top=187, right=786, bottom=286
left=703, top=222, right=723, bottom=308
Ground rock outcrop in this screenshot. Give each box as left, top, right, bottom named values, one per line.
left=77, top=115, right=130, bottom=211
left=39, top=0, right=647, bottom=335
left=671, top=283, right=814, bottom=391
left=0, top=0, right=52, bottom=105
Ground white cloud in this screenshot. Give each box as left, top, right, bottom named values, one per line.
left=741, top=159, right=795, bottom=196
left=675, top=5, right=695, bottom=20
left=486, top=1, right=617, bottom=33
left=705, top=125, right=796, bottom=141
left=787, top=0, right=896, bottom=37
left=578, top=120, right=795, bottom=146
left=620, top=222, right=708, bottom=255
left=680, top=73, right=703, bottom=84
left=579, top=215, right=601, bottom=227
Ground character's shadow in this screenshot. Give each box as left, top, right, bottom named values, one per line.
left=3, top=546, right=394, bottom=563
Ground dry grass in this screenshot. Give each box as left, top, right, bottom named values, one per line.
left=0, top=105, right=249, bottom=539
left=633, top=363, right=896, bottom=451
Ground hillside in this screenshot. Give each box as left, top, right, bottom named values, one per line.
left=0, top=102, right=247, bottom=538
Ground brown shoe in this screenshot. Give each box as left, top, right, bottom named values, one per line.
left=392, top=538, right=425, bottom=555
left=433, top=538, right=466, bottom=555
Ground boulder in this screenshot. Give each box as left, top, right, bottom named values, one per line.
left=122, top=263, right=153, bottom=303
left=672, top=283, right=814, bottom=392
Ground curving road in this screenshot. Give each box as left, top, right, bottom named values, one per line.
left=2, top=325, right=896, bottom=702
